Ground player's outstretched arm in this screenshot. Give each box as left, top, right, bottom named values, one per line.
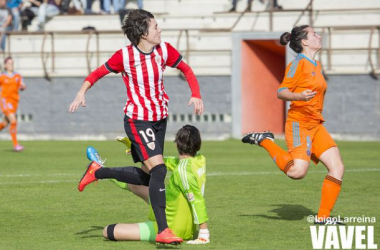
left=176, top=166, right=209, bottom=230
left=20, top=80, right=26, bottom=91
left=69, top=81, right=91, bottom=112
left=69, top=64, right=111, bottom=113
left=175, top=164, right=209, bottom=244
left=176, top=61, right=204, bottom=115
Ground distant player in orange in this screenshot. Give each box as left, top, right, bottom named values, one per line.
left=0, top=57, right=26, bottom=151
left=242, top=25, right=345, bottom=224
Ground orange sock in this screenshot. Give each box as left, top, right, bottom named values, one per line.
left=260, top=139, right=294, bottom=173
left=317, top=175, right=342, bottom=221
left=10, top=122, right=18, bottom=147
left=0, top=122, right=5, bottom=131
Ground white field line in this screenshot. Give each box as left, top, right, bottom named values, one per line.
left=0, top=173, right=77, bottom=177
left=0, top=168, right=379, bottom=185
left=207, top=168, right=380, bottom=176
left=0, top=180, right=79, bottom=185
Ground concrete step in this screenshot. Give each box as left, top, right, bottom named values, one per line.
left=9, top=0, right=380, bottom=77
left=8, top=27, right=378, bottom=77
left=10, top=49, right=231, bottom=77
left=37, top=7, right=380, bottom=32
left=8, top=31, right=233, bottom=53
left=143, top=0, right=380, bottom=15
left=320, top=51, right=379, bottom=73
left=14, top=48, right=379, bottom=77
left=322, top=30, right=379, bottom=49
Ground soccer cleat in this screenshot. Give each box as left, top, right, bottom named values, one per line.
left=314, top=217, right=345, bottom=225
left=86, top=146, right=106, bottom=166
left=78, top=161, right=101, bottom=192
left=155, top=228, right=183, bottom=245
left=14, top=144, right=24, bottom=152
left=116, top=136, right=132, bottom=155
left=241, top=132, right=274, bottom=146
left=86, top=146, right=128, bottom=190
left=187, top=237, right=210, bottom=245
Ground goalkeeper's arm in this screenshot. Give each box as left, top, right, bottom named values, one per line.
left=177, top=169, right=210, bottom=244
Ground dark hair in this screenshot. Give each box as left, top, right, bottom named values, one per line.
left=279, top=25, right=310, bottom=53
left=3, top=56, right=12, bottom=71
left=174, top=125, right=201, bottom=157
left=122, top=9, right=154, bottom=46
left=4, top=56, right=12, bottom=64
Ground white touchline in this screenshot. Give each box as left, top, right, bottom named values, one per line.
left=0, top=180, right=78, bottom=185
left=207, top=168, right=380, bottom=176
left=0, top=173, right=78, bottom=177
left=0, top=169, right=378, bottom=185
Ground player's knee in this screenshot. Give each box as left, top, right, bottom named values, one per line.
left=329, top=161, right=345, bottom=179
left=149, top=164, right=167, bottom=182
left=289, top=172, right=306, bottom=179
left=336, top=162, right=345, bottom=174
left=287, top=168, right=307, bottom=179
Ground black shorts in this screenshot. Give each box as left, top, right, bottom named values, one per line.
left=124, top=115, right=167, bottom=163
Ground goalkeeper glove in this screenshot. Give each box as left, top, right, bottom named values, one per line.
left=187, top=229, right=210, bottom=244
left=116, top=136, right=132, bottom=155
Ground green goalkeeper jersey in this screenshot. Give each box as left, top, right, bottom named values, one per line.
left=148, top=154, right=208, bottom=240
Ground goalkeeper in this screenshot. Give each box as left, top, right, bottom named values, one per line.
left=80, top=125, right=210, bottom=244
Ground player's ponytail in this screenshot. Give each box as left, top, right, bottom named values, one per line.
left=279, top=25, right=309, bottom=53
left=279, top=32, right=291, bottom=45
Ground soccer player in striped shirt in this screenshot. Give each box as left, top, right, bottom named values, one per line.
left=69, top=9, right=203, bottom=244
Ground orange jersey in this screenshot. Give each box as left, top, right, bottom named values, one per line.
left=278, top=54, right=327, bottom=124
left=0, top=72, right=23, bottom=102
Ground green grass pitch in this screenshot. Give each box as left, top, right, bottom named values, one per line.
left=0, top=139, right=379, bottom=249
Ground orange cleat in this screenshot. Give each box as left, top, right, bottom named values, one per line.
left=78, top=161, right=101, bottom=192
left=156, top=228, right=183, bottom=245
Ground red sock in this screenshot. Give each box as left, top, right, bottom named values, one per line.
left=10, top=122, right=18, bottom=147
left=317, top=175, right=342, bottom=221
left=260, top=139, right=293, bottom=173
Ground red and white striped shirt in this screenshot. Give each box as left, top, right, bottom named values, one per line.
left=104, top=41, right=183, bottom=121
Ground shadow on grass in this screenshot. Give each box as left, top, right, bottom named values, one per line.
left=240, top=204, right=315, bottom=221
left=155, top=243, right=183, bottom=249
left=2, top=149, right=16, bottom=152
left=75, top=226, right=104, bottom=238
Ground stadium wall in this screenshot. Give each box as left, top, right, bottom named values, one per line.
left=6, top=76, right=231, bottom=140
left=323, top=75, right=380, bottom=141
left=0, top=75, right=379, bottom=141
left=233, top=73, right=380, bottom=141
